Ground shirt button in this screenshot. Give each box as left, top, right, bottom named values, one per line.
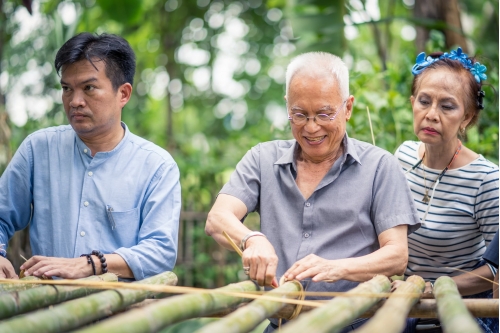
left=304, top=233, right=310, bottom=238
left=83, top=149, right=88, bottom=153
left=88, top=171, right=93, bottom=177
left=84, top=201, right=89, bottom=207
left=80, top=231, right=86, bottom=237
left=305, top=202, right=311, bottom=207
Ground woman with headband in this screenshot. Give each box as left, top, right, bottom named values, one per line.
left=394, top=48, right=499, bottom=332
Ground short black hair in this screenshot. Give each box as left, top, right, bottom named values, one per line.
left=55, top=32, right=136, bottom=90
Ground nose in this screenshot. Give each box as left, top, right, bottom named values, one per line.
left=425, top=103, right=439, bottom=122
left=68, top=90, right=86, bottom=109
left=303, top=116, right=321, bottom=132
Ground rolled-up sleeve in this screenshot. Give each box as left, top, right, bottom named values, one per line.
left=371, top=154, right=421, bottom=235
left=0, top=139, right=34, bottom=254
left=114, top=162, right=181, bottom=280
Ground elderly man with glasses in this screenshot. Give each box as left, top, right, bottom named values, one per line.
left=205, top=52, right=421, bottom=332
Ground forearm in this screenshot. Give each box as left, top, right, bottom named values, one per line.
left=451, top=265, right=494, bottom=296
left=96, top=254, right=133, bottom=279
left=334, top=244, right=408, bottom=282
left=206, top=209, right=252, bottom=251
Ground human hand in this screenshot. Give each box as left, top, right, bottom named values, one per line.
left=285, top=254, right=343, bottom=283
left=0, top=256, right=18, bottom=279
left=390, top=279, right=404, bottom=292
left=20, top=256, right=94, bottom=279
left=242, top=236, right=279, bottom=287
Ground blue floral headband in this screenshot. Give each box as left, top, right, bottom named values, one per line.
left=411, top=47, right=487, bottom=83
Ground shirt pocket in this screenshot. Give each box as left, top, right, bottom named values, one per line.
left=107, top=207, right=141, bottom=248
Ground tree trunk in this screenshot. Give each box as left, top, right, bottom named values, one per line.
left=413, top=0, right=467, bottom=52
left=279, top=275, right=391, bottom=333
left=74, top=280, right=259, bottom=333
left=195, top=281, right=302, bottom=333
left=0, top=271, right=177, bottom=333
left=353, top=275, right=425, bottom=333
left=433, top=276, right=482, bottom=333
left=0, top=273, right=117, bottom=320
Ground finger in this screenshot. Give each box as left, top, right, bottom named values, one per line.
left=254, top=259, right=267, bottom=286
left=264, top=261, right=277, bottom=286
left=4, top=266, right=18, bottom=279
left=297, top=266, right=321, bottom=281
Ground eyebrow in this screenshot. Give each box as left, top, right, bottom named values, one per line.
left=60, top=77, right=98, bottom=86
left=290, top=105, right=333, bottom=112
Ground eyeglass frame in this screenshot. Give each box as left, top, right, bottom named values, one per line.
left=287, top=100, right=347, bottom=125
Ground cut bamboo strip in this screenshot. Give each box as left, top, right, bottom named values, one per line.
left=194, top=281, right=302, bottom=333
left=0, top=273, right=117, bottom=319
left=0, top=276, right=41, bottom=293
left=352, top=275, right=425, bottom=333
left=74, top=280, right=259, bottom=333
left=0, top=271, right=177, bottom=333
left=434, top=276, right=482, bottom=333
left=279, top=275, right=391, bottom=333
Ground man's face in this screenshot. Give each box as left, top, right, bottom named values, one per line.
left=287, top=73, right=353, bottom=162
left=60, top=59, right=129, bottom=139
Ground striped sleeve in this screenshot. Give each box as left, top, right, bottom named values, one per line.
left=475, top=166, right=499, bottom=245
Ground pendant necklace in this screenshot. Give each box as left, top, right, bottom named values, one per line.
left=421, top=140, right=462, bottom=203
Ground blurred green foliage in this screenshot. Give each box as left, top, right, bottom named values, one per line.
left=0, top=0, right=498, bottom=294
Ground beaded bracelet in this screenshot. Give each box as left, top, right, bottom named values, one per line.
left=91, top=250, right=108, bottom=274
left=80, top=254, right=96, bottom=275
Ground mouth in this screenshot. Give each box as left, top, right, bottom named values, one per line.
left=70, top=112, right=89, bottom=120
left=304, top=136, right=326, bottom=144
left=422, top=127, right=439, bottom=135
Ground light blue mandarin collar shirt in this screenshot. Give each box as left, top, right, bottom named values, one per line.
left=0, top=123, right=181, bottom=280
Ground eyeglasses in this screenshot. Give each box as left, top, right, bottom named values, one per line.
left=288, top=100, right=347, bottom=126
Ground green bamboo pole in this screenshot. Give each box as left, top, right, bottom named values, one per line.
left=353, top=275, right=425, bottom=333
left=75, top=280, right=259, bottom=333
left=0, top=271, right=178, bottom=333
left=194, top=281, right=302, bottom=333
left=434, top=276, right=482, bottom=333
left=0, top=276, right=41, bottom=293
left=0, top=273, right=118, bottom=319
left=280, top=275, right=391, bottom=333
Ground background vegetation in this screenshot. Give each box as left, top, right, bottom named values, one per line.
left=0, top=0, right=498, bottom=288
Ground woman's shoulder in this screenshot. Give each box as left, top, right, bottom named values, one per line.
left=395, top=140, right=420, bottom=160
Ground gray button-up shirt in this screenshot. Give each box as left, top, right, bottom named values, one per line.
left=221, top=134, right=420, bottom=295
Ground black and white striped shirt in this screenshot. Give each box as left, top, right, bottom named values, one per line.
left=395, top=141, right=499, bottom=280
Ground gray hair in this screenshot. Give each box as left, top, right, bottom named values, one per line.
left=285, top=52, right=349, bottom=100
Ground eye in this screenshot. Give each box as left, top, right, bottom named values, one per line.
left=418, top=98, right=430, bottom=106
left=441, top=104, right=456, bottom=110
left=292, top=113, right=306, bottom=119
left=85, top=85, right=96, bottom=91
left=61, top=86, right=70, bottom=92
left=316, top=114, right=330, bottom=121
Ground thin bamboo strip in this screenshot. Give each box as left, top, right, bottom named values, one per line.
left=194, top=281, right=302, bottom=333
left=0, top=276, right=41, bottom=293
left=0, top=271, right=177, bottom=333
left=74, top=280, right=259, bottom=333
left=279, top=275, right=391, bottom=333
left=434, top=276, right=482, bottom=333
left=352, top=275, right=425, bottom=333
left=0, top=273, right=117, bottom=319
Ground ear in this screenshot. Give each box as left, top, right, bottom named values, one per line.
left=410, top=96, right=415, bottom=108
left=345, top=95, right=354, bottom=120
left=460, top=109, right=474, bottom=129
left=118, top=83, right=133, bottom=108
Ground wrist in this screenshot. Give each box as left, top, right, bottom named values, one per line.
left=240, top=231, right=266, bottom=251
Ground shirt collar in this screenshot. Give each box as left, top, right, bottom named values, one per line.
left=274, top=133, right=362, bottom=166
left=75, top=122, right=130, bottom=158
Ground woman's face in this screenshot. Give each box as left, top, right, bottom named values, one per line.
left=411, top=68, right=472, bottom=146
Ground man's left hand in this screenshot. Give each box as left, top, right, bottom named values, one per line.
left=284, top=254, right=344, bottom=282
left=20, top=256, right=93, bottom=279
